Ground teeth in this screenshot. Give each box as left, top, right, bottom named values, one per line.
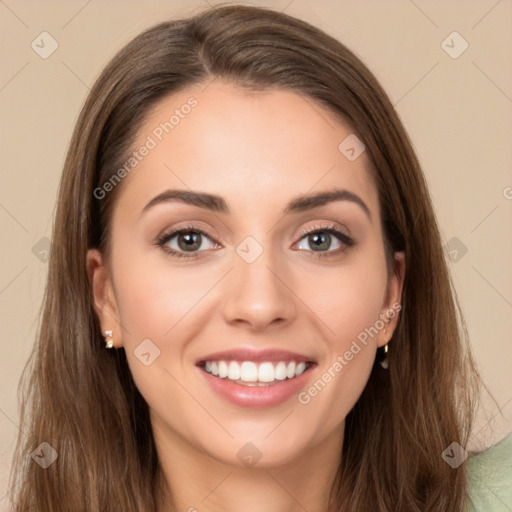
left=240, top=361, right=258, bottom=382
left=274, top=362, right=287, bottom=380
left=227, top=361, right=241, bottom=380
left=258, top=362, right=275, bottom=382
left=296, top=362, right=306, bottom=375
left=218, top=361, right=228, bottom=378
left=203, top=359, right=310, bottom=383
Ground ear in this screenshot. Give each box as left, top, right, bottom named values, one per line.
left=377, top=251, right=405, bottom=348
left=86, top=248, right=124, bottom=348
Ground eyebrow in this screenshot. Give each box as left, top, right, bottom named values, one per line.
left=140, top=187, right=371, bottom=220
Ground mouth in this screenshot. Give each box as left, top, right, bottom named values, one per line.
left=198, top=359, right=316, bottom=386
left=196, top=348, right=317, bottom=408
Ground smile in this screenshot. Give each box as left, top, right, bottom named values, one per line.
left=196, top=348, right=317, bottom=408
left=201, top=360, right=311, bottom=386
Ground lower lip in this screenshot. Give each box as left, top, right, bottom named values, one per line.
left=198, top=365, right=315, bottom=408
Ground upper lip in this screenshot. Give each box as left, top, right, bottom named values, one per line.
left=196, top=348, right=316, bottom=365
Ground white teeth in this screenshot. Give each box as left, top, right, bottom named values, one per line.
left=258, top=362, right=275, bottom=382
left=286, top=361, right=296, bottom=379
left=227, top=361, right=241, bottom=380
left=295, top=362, right=306, bottom=376
left=218, top=361, right=228, bottom=378
left=240, top=361, right=258, bottom=382
left=274, top=362, right=287, bottom=380
left=203, top=359, right=311, bottom=383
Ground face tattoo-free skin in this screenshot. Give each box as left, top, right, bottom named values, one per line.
left=87, top=80, right=405, bottom=512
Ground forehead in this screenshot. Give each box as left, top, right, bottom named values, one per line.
left=116, top=80, right=379, bottom=219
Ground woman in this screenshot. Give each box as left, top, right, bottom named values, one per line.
left=8, top=4, right=511, bottom=511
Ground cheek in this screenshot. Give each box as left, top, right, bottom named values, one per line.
left=109, top=246, right=206, bottom=429
left=295, top=268, right=386, bottom=435
left=298, top=245, right=387, bottom=413
left=108, top=239, right=219, bottom=402
left=110, top=238, right=213, bottom=343
left=307, top=250, right=388, bottom=350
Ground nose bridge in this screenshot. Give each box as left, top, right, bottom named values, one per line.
left=221, top=234, right=296, bottom=330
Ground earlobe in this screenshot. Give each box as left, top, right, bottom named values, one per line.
left=86, top=248, right=123, bottom=348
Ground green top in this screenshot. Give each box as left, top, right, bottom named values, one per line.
left=466, top=431, right=512, bottom=511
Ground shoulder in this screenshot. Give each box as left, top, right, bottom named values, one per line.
left=466, top=431, right=512, bottom=511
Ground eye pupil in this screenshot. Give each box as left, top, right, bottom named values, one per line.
left=178, top=232, right=201, bottom=251
left=309, top=233, right=330, bottom=251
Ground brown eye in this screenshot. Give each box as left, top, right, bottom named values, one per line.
left=175, top=232, right=203, bottom=252
left=306, top=232, right=332, bottom=251
left=157, top=226, right=218, bottom=259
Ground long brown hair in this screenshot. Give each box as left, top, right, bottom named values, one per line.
left=9, top=4, right=481, bottom=511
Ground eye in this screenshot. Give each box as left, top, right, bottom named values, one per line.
left=156, top=223, right=355, bottom=260
left=294, top=224, right=354, bottom=256
left=156, top=225, right=219, bottom=259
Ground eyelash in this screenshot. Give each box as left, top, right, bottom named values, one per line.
left=156, top=223, right=355, bottom=260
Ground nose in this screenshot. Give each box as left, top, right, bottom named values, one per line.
left=221, top=245, right=297, bottom=332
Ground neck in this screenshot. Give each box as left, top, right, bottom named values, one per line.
left=153, top=418, right=344, bottom=512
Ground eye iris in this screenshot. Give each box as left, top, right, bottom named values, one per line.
left=309, top=233, right=331, bottom=251
left=178, top=232, right=202, bottom=252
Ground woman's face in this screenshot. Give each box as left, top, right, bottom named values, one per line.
left=88, top=80, right=404, bottom=468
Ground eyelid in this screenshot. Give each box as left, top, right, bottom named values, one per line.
left=299, top=222, right=351, bottom=239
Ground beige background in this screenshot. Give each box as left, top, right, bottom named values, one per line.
left=1, top=0, right=511, bottom=507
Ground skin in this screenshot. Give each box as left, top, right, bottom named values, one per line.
left=87, top=80, right=405, bottom=512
